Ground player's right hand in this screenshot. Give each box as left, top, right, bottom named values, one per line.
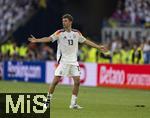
left=28, top=35, right=37, bottom=42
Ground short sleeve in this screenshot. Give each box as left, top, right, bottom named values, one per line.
left=50, top=30, right=60, bottom=42
left=78, top=32, right=86, bottom=43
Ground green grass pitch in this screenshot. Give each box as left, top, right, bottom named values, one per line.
left=0, top=80, right=150, bottom=118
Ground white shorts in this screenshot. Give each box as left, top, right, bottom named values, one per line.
left=54, top=64, right=81, bottom=77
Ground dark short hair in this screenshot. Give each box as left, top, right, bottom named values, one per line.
left=62, top=14, right=73, bottom=22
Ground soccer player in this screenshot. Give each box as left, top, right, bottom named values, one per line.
left=28, top=14, right=107, bottom=109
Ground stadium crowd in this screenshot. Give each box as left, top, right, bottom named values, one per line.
left=80, top=36, right=150, bottom=64
left=0, top=40, right=55, bottom=61
left=105, top=0, right=150, bottom=27
left=99, top=0, right=150, bottom=64
left=0, top=0, right=44, bottom=41
left=0, top=0, right=149, bottom=64
left=0, top=37, right=150, bottom=64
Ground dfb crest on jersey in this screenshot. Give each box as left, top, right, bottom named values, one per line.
left=63, top=36, right=67, bottom=39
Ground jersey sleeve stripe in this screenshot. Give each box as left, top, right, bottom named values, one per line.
left=72, top=29, right=82, bottom=35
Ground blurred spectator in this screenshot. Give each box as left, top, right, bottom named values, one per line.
left=18, top=43, right=28, bottom=60
left=39, top=44, right=55, bottom=61
left=85, top=47, right=98, bottom=63
left=79, top=45, right=89, bottom=62
left=143, top=39, right=150, bottom=64
left=130, top=42, right=144, bottom=64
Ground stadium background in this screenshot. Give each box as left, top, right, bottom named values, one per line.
left=0, top=0, right=150, bottom=118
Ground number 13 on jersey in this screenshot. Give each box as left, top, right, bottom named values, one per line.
left=68, top=39, right=73, bottom=45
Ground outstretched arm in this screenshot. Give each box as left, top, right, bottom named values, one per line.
left=83, top=39, right=107, bottom=52
left=28, top=35, right=52, bottom=43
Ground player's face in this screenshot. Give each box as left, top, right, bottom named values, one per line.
left=62, top=18, right=72, bottom=29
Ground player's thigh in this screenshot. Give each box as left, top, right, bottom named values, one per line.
left=55, top=64, right=69, bottom=76
left=70, top=65, right=81, bottom=77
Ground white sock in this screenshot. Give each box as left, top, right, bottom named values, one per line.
left=47, top=92, right=53, bottom=100
left=71, top=95, right=77, bottom=105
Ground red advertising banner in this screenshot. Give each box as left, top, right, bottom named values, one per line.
left=97, top=64, right=150, bottom=90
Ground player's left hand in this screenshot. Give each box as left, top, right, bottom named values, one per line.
left=98, top=45, right=108, bottom=52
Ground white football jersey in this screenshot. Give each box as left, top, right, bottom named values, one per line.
left=50, top=29, right=86, bottom=65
